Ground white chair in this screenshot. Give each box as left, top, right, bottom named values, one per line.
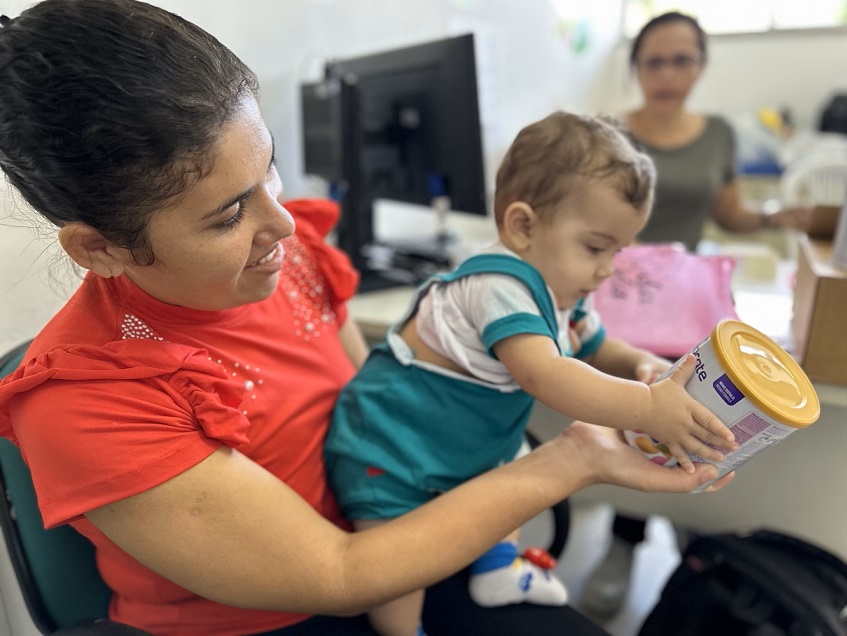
left=777, top=131, right=847, bottom=169
left=780, top=151, right=847, bottom=208
left=780, top=150, right=847, bottom=268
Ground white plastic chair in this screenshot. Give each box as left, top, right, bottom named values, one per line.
left=780, top=151, right=847, bottom=208
left=777, top=131, right=847, bottom=169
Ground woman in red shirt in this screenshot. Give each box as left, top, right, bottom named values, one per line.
left=0, top=2, right=730, bottom=635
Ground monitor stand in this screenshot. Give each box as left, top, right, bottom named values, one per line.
left=355, top=241, right=449, bottom=294
left=349, top=196, right=463, bottom=294
left=356, top=267, right=420, bottom=293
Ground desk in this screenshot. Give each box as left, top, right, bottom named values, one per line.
left=348, top=286, right=421, bottom=342
left=348, top=268, right=847, bottom=561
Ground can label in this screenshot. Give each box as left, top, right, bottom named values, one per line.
left=625, top=335, right=797, bottom=493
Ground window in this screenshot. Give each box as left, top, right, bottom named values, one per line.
left=623, top=0, right=847, bottom=36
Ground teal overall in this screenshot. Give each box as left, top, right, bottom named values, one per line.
left=325, top=254, right=563, bottom=520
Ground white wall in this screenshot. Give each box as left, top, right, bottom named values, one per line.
left=4, top=0, right=845, bottom=200
left=1, top=0, right=846, bottom=352
left=144, top=1, right=846, bottom=200
left=3, top=0, right=845, bottom=198
left=0, top=186, right=76, bottom=354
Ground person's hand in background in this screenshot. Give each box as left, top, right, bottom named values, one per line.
left=634, top=352, right=672, bottom=385
left=765, top=204, right=811, bottom=232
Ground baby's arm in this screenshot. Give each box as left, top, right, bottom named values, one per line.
left=493, top=334, right=736, bottom=472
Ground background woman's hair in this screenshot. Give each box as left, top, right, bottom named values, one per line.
left=0, top=0, right=259, bottom=264
left=629, top=11, right=707, bottom=68
left=493, top=111, right=656, bottom=225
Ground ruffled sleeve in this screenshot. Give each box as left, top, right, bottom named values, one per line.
left=284, top=198, right=360, bottom=311
left=0, top=340, right=252, bottom=527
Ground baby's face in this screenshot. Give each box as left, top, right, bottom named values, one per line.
left=522, top=182, right=648, bottom=310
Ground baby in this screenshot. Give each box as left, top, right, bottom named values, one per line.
left=325, top=111, right=737, bottom=636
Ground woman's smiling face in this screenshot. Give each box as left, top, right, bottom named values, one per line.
left=121, top=96, right=295, bottom=311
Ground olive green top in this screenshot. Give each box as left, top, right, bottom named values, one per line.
left=630, top=115, right=736, bottom=251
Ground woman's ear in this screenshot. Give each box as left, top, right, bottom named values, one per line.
left=500, top=201, right=538, bottom=252
left=58, top=223, right=132, bottom=278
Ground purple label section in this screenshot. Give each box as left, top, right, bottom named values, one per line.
left=713, top=374, right=745, bottom=405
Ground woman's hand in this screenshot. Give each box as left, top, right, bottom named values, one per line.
left=767, top=205, right=811, bottom=232
left=559, top=419, right=734, bottom=494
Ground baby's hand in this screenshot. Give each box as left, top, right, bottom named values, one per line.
left=642, top=355, right=737, bottom=473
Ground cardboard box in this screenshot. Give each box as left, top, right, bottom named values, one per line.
left=792, top=235, right=847, bottom=384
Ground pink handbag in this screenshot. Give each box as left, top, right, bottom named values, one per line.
left=592, top=243, right=738, bottom=359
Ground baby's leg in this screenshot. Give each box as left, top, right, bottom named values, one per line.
left=467, top=441, right=567, bottom=607
left=355, top=518, right=426, bottom=636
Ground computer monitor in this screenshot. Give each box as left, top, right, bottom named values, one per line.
left=300, top=33, right=487, bottom=291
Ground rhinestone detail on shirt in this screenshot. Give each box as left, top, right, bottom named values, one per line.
left=280, top=235, right=337, bottom=341
left=121, top=314, right=164, bottom=341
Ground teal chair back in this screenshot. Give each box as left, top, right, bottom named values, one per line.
left=0, top=341, right=112, bottom=633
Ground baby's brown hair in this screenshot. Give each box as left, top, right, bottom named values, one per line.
left=493, top=111, right=655, bottom=226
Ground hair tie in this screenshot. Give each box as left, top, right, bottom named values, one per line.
left=0, top=15, right=12, bottom=27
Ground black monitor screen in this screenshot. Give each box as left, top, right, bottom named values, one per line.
left=300, top=34, right=486, bottom=288
left=332, top=33, right=485, bottom=215
left=359, top=68, right=439, bottom=205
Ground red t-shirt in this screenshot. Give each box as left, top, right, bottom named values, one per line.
left=0, top=199, right=360, bottom=635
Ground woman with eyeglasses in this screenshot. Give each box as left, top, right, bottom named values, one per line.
left=623, top=11, right=808, bottom=251
left=579, top=11, right=809, bottom=622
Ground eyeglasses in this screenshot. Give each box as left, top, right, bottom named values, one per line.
left=636, top=55, right=702, bottom=73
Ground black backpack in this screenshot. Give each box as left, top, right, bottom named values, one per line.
left=639, top=530, right=847, bottom=636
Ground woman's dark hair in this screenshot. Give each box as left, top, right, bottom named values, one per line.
left=0, top=0, right=259, bottom=264
left=629, top=11, right=707, bottom=68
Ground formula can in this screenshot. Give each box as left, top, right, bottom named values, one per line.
left=625, top=319, right=820, bottom=492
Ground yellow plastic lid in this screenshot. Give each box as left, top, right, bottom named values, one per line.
left=711, top=319, right=820, bottom=428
